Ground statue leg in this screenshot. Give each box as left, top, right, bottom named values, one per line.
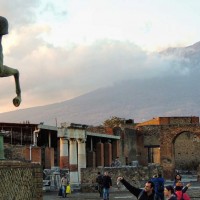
left=1, top=65, right=22, bottom=107
left=13, top=69, right=21, bottom=107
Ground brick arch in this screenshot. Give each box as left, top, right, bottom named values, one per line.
left=173, top=131, right=200, bottom=170
left=160, top=126, right=200, bottom=179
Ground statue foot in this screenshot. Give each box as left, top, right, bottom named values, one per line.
left=13, top=96, right=21, bottom=107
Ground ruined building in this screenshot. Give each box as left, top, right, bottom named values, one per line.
left=1, top=116, right=200, bottom=183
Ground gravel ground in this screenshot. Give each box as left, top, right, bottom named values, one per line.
left=43, top=187, right=200, bottom=200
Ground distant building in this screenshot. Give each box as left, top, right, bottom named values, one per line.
left=135, top=116, right=200, bottom=178
left=1, top=116, right=200, bottom=181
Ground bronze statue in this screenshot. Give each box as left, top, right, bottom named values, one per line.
left=0, top=16, right=21, bottom=107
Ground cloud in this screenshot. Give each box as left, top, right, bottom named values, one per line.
left=0, top=0, right=197, bottom=114
left=1, top=0, right=40, bottom=27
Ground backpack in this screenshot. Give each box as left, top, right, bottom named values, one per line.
left=157, top=182, right=164, bottom=192
left=96, top=175, right=103, bottom=185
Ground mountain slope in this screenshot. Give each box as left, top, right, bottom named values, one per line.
left=0, top=74, right=200, bottom=126
left=1, top=42, right=200, bottom=126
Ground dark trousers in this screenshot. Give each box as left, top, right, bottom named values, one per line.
left=98, top=185, right=103, bottom=197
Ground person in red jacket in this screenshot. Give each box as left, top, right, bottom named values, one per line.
left=175, top=181, right=191, bottom=200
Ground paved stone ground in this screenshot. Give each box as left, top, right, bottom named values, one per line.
left=43, top=176, right=200, bottom=200
left=43, top=187, right=200, bottom=200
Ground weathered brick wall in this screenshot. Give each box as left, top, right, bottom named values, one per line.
left=121, top=128, right=137, bottom=165
left=4, top=143, right=26, bottom=160
left=174, top=131, right=200, bottom=170
left=169, top=117, right=193, bottom=124
left=160, top=117, right=199, bottom=125
left=140, top=126, right=160, bottom=146
left=4, top=144, right=42, bottom=164
left=0, top=160, right=43, bottom=200
left=81, top=164, right=163, bottom=192
left=119, top=127, right=137, bottom=165
left=137, top=124, right=200, bottom=179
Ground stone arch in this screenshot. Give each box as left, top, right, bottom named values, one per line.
left=172, top=131, right=200, bottom=170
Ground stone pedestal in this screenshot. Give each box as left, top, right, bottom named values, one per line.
left=0, top=133, right=5, bottom=159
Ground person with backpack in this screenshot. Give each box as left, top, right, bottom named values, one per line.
left=96, top=172, right=104, bottom=197
left=117, top=176, right=160, bottom=200
left=151, top=173, right=165, bottom=200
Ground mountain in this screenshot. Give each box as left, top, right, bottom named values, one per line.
left=1, top=42, right=200, bottom=126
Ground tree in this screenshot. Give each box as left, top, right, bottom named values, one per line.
left=103, top=116, right=125, bottom=128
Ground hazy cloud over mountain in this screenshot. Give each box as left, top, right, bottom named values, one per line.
left=1, top=0, right=200, bottom=120
left=1, top=41, right=200, bottom=125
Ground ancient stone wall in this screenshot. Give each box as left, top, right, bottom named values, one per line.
left=0, top=160, right=43, bottom=200
left=137, top=124, right=200, bottom=179
left=4, top=143, right=26, bottom=160
left=4, top=143, right=42, bottom=164
left=81, top=164, right=163, bottom=192
left=119, top=127, right=137, bottom=165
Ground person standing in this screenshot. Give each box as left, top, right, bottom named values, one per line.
left=175, top=181, right=191, bottom=200
left=96, top=172, right=103, bottom=197
left=102, top=171, right=112, bottom=200
left=151, top=173, right=165, bottom=200
left=117, top=176, right=160, bottom=200
left=114, top=157, right=122, bottom=167
left=173, top=174, right=182, bottom=187
left=60, top=175, right=68, bottom=198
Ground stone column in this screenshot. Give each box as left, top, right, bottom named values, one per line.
left=78, top=139, right=86, bottom=182
left=104, top=142, right=112, bottom=167
left=60, top=138, right=69, bottom=169
left=45, top=147, right=54, bottom=168
left=112, top=140, right=120, bottom=160
left=69, top=139, right=79, bottom=185
left=48, top=132, right=51, bottom=147
left=87, top=151, right=96, bottom=167
left=96, top=142, right=104, bottom=167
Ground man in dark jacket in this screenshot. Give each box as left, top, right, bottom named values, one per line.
left=96, top=172, right=103, bottom=197
left=102, top=171, right=112, bottom=200
left=117, top=176, right=160, bottom=200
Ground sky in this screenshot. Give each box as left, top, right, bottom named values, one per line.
left=0, top=0, right=200, bottom=113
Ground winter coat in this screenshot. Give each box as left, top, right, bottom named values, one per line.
left=102, top=175, right=112, bottom=189
left=175, top=191, right=190, bottom=200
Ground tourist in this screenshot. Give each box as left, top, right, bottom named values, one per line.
left=164, top=185, right=177, bottom=200
left=60, top=175, right=68, bottom=198
left=117, top=176, right=160, bottom=200
left=102, top=171, right=112, bottom=200
left=96, top=171, right=103, bottom=197
left=111, top=159, right=115, bottom=167
left=175, top=181, right=191, bottom=200
left=151, top=173, right=165, bottom=200
left=114, top=157, right=122, bottom=167
left=173, top=174, right=182, bottom=187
